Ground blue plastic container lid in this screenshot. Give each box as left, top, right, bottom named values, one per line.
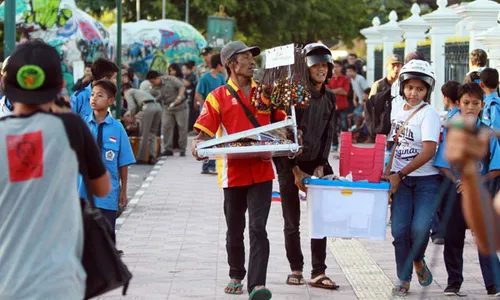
left=303, top=178, right=390, bottom=190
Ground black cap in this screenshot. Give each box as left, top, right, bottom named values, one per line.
left=405, top=51, right=426, bottom=64
left=4, top=40, right=63, bottom=105
left=220, top=41, right=260, bottom=66
left=200, top=47, right=213, bottom=56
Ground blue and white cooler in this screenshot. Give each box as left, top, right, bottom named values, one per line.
left=303, top=179, right=390, bottom=241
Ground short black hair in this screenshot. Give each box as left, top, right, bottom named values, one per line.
left=183, top=62, right=195, bottom=70
left=333, top=60, right=342, bottom=66
left=363, top=88, right=371, bottom=95
left=348, top=53, right=357, bottom=58
left=210, top=54, right=222, bottom=69
left=441, top=81, right=460, bottom=102
left=345, top=64, right=356, bottom=71
left=91, top=57, right=119, bottom=81
left=93, top=79, right=117, bottom=98
left=122, top=82, right=133, bottom=90
left=84, top=62, right=93, bottom=68
left=480, top=68, right=499, bottom=90
left=146, top=70, right=161, bottom=80
left=470, top=49, right=488, bottom=67
left=458, top=82, right=484, bottom=102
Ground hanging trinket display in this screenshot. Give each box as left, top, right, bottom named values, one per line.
left=252, top=45, right=311, bottom=112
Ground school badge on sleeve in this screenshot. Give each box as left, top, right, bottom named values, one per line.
left=6, top=131, right=44, bottom=182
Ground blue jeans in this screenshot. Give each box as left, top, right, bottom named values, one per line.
left=391, top=174, right=440, bottom=282
left=202, top=159, right=216, bottom=172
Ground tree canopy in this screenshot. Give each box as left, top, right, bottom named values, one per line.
left=75, top=0, right=464, bottom=49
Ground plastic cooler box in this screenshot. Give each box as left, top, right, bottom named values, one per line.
left=339, top=132, right=386, bottom=183
left=304, top=178, right=390, bottom=240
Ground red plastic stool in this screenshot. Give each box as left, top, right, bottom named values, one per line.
left=339, top=132, right=386, bottom=183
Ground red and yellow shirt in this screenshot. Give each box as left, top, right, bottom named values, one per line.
left=194, top=79, right=287, bottom=188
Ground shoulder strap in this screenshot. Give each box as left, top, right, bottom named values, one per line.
left=385, top=103, right=428, bottom=175
left=226, top=84, right=261, bottom=128
left=394, top=103, right=428, bottom=143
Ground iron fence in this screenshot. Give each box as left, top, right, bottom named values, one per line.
left=445, top=42, right=469, bottom=83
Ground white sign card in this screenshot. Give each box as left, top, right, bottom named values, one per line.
left=72, top=60, right=85, bottom=84
left=265, top=44, right=295, bottom=69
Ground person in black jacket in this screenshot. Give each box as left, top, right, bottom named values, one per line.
left=273, top=43, right=338, bottom=290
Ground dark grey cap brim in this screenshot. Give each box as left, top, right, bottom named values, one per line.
left=236, top=46, right=261, bottom=57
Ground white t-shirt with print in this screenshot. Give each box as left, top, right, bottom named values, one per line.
left=390, top=101, right=441, bottom=176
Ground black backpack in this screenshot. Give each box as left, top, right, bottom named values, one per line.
left=365, top=87, right=393, bottom=137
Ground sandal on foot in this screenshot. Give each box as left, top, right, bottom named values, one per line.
left=224, top=282, right=244, bottom=295
left=416, top=259, right=433, bottom=287
left=392, top=283, right=410, bottom=296
left=286, top=273, right=305, bottom=285
left=308, top=276, right=339, bottom=290
left=248, top=287, right=272, bottom=300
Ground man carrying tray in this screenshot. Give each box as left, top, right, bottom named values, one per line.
left=191, top=41, right=287, bottom=300
left=273, top=43, right=338, bottom=290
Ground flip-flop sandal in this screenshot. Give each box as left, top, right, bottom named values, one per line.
left=248, top=287, right=272, bottom=300
left=392, top=284, right=410, bottom=296
left=308, top=276, right=339, bottom=290
left=416, top=259, right=433, bottom=287
left=286, top=274, right=305, bottom=285
left=224, top=282, right=244, bottom=295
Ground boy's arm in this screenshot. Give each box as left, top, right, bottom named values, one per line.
left=439, top=167, right=458, bottom=183
left=119, top=166, right=129, bottom=208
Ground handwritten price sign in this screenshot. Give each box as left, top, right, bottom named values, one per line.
left=265, top=44, right=295, bottom=69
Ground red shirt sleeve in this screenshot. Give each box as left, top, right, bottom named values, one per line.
left=194, top=93, right=220, bottom=137
left=273, top=109, right=287, bottom=122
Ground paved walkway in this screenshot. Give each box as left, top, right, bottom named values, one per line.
left=97, top=153, right=494, bottom=300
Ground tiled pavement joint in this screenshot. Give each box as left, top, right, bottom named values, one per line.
left=115, top=158, right=166, bottom=231
left=328, top=238, right=395, bottom=300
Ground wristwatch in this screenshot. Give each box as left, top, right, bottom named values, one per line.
left=397, top=171, right=406, bottom=180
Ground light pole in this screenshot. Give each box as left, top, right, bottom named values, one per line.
left=4, top=0, right=16, bottom=59
left=136, top=0, right=140, bottom=21
left=116, top=0, right=123, bottom=118
left=162, top=0, right=166, bottom=19
left=185, top=0, right=189, bottom=23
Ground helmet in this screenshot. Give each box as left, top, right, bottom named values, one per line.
left=1, top=56, right=9, bottom=77
left=304, top=43, right=333, bottom=77
left=398, top=59, right=436, bottom=102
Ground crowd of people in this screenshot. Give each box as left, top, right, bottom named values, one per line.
left=190, top=43, right=500, bottom=299
left=1, top=36, right=500, bottom=300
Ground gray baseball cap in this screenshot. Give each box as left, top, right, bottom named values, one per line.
left=220, top=41, right=261, bottom=66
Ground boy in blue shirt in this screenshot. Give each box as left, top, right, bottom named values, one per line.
left=480, top=68, right=500, bottom=131
left=434, top=82, right=500, bottom=297
left=194, top=54, right=226, bottom=174
left=71, top=58, right=119, bottom=119
left=442, top=80, right=461, bottom=121
left=79, top=79, right=136, bottom=247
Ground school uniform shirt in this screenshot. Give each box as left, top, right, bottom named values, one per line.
left=0, top=111, right=106, bottom=299
left=70, top=84, right=92, bottom=119
left=435, top=119, right=500, bottom=177
left=390, top=101, right=441, bottom=176
left=482, top=91, right=500, bottom=130
left=79, top=112, right=136, bottom=210
left=194, top=78, right=287, bottom=188
left=0, top=96, right=13, bottom=117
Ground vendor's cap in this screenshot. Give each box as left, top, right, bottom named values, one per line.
left=221, top=41, right=260, bottom=66
left=4, top=40, right=62, bottom=105
left=387, top=54, right=403, bottom=65
left=200, top=47, right=213, bottom=56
